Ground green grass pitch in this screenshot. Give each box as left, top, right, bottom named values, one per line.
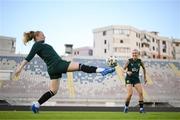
left=0, top=111, right=179, bottom=120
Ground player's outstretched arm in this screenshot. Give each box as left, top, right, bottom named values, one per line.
left=15, top=60, right=28, bottom=77
left=123, top=60, right=129, bottom=72
left=123, top=60, right=133, bottom=76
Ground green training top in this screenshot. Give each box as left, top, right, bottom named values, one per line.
left=25, top=41, right=61, bottom=69
left=126, top=58, right=143, bottom=79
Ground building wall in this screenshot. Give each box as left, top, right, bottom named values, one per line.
left=93, top=25, right=136, bottom=58
left=0, top=36, right=16, bottom=55
left=173, top=39, right=180, bottom=60
left=93, top=25, right=177, bottom=60
left=73, top=47, right=93, bottom=56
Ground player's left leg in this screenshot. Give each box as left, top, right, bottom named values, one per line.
left=134, top=83, right=145, bottom=113
left=31, top=79, right=59, bottom=113
left=67, top=62, right=115, bottom=76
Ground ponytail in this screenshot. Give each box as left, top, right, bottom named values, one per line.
left=23, top=31, right=41, bottom=45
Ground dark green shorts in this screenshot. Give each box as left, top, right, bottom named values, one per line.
left=47, top=60, right=71, bottom=79
left=125, top=78, right=140, bottom=86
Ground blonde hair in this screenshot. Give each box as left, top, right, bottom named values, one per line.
left=132, top=49, right=140, bottom=55
left=132, top=49, right=139, bottom=52
left=23, top=31, right=41, bottom=45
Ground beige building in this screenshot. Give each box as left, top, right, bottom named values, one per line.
left=73, top=47, right=93, bottom=56
left=93, top=25, right=178, bottom=59
left=0, top=36, right=16, bottom=55
left=172, top=39, right=180, bottom=60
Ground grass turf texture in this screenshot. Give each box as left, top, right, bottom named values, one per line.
left=0, top=111, right=179, bottom=120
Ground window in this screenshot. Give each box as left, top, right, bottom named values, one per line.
left=114, top=29, right=119, bottom=34
left=136, top=33, right=138, bottom=37
left=103, top=31, right=106, bottom=36
left=12, top=41, right=15, bottom=47
left=122, top=29, right=130, bottom=35
left=136, top=33, right=140, bottom=38
left=89, top=50, right=93, bottom=56
left=153, top=55, right=155, bottom=58
left=152, top=38, right=155, bottom=42
left=104, top=49, right=107, bottom=53
left=104, top=40, right=107, bottom=44
left=156, top=39, right=160, bottom=44
left=176, top=43, right=179, bottom=46
left=114, top=29, right=129, bottom=35
left=153, top=46, right=155, bottom=51
left=163, top=56, right=167, bottom=59
left=136, top=42, right=138, bottom=46
left=120, top=40, right=123, bottom=43
left=113, top=47, right=130, bottom=53
left=141, top=43, right=144, bottom=47
left=162, top=41, right=166, bottom=45
left=163, top=49, right=166, bottom=53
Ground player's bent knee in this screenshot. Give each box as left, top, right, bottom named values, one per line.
left=50, top=89, right=58, bottom=95
left=127, top=93, right=132, bottom=98
left=128, top=92, right=133, bottom=96
left=139, top=92, right=143, bottom=97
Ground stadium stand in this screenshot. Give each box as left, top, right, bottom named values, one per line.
left=0, top=55, right=180, bottom=107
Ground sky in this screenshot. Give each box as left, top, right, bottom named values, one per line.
left=0, top=0, right=180, bottom=55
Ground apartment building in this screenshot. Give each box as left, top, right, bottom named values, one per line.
left=73, top=47, right=93, bottom=56
left=172, top=39, right=180, bottom=60
left=0, top=36, right=16, bottom=55
left=93, top=25, right=177, bottom=59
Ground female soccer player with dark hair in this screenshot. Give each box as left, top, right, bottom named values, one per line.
left=15, top=31, right=115, bottom=113
left=123, top=49, right=147, bottom=113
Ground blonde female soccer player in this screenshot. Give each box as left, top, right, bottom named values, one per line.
left=123, top=49, right=147, bottom=113
left=15, top=31, right=115, bottom=113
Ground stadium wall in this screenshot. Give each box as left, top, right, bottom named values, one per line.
left=0, top=55, right=180, bottom=107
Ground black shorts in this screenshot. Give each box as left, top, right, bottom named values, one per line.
left=47, top=60, right=71, bottom=79
left=125, top=77, right=140, bottom=87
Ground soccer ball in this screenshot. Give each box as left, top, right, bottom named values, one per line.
left=106, top=56, right=118, bottom=67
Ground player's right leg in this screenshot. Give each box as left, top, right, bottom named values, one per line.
left=124, top=84, right=133, bottom=113
left=67, top=62, right=115, bottom=76
left=31, top=79, right=59, bottom=113
left=134, top=83, right=145, bottom=113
